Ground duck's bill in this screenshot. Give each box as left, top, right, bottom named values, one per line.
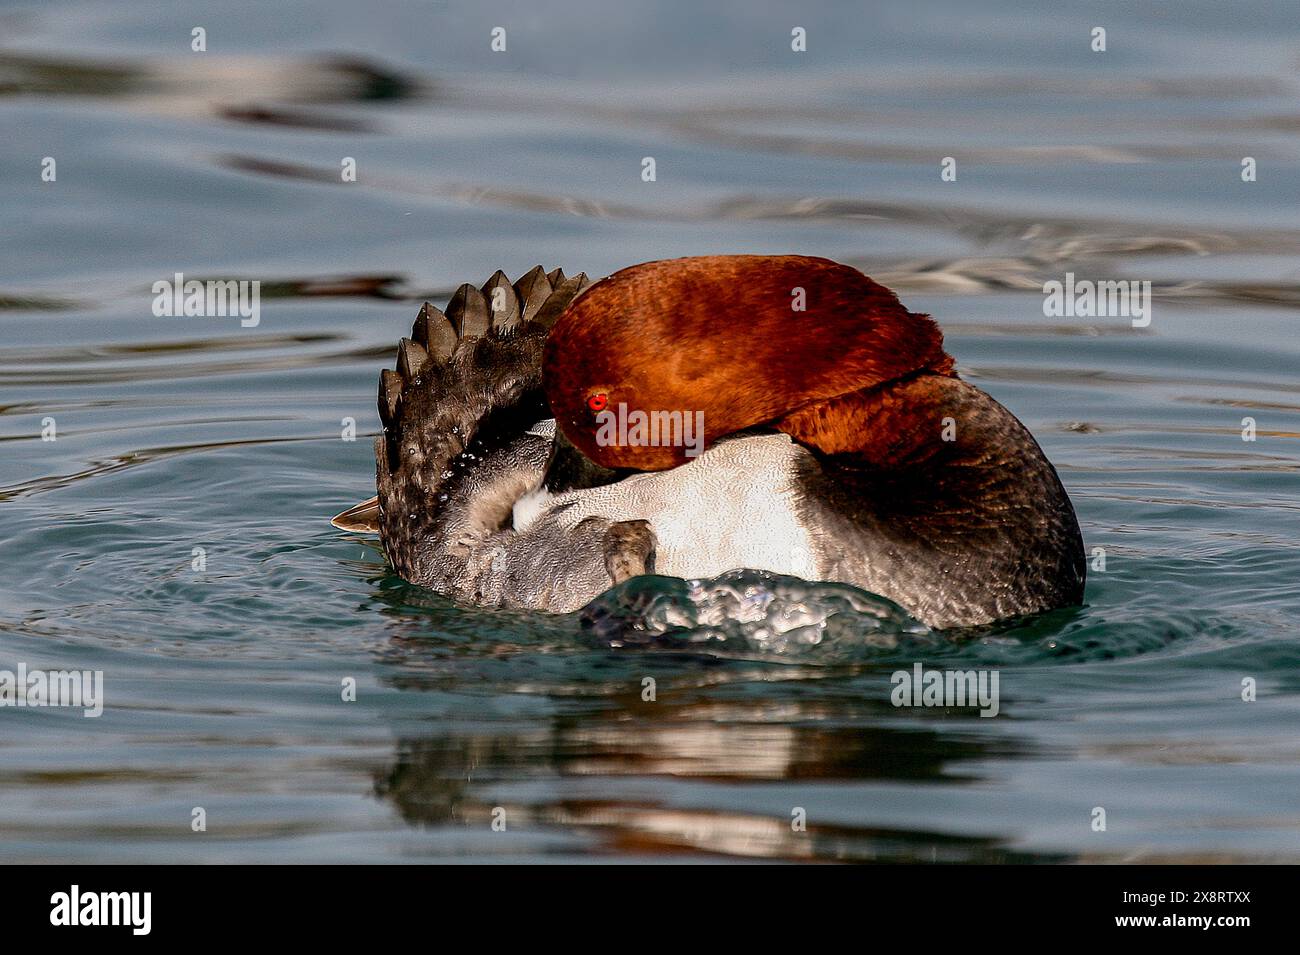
left=331, top=495, right=380, bottom=532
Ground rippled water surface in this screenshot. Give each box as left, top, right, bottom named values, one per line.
left=3, top=0, right=1299, bottom=862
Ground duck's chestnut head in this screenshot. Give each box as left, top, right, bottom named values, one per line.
left=542, top=254, right=955, bottom=471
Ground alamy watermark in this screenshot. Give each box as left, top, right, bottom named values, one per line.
left=890, top=662, right=999, bottom=717
left=594, top=402, right=705, bottom=458
left=152, top=272, right=260, bottom=327
left=0, top=663, right=104, bottom=717
left=1043, top=272, right=1150, bottom=328
left=50, top=885, right=150, bottom=935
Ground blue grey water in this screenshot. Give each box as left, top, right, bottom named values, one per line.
left=2, top=0, right=1298, bottom=862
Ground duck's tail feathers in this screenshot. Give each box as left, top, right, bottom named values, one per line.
left=330, top=495, right=380, bottom=532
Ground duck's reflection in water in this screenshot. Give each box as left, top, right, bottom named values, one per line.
left=371, top=694, right=1058, bottom=863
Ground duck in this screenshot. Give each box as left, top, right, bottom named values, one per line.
left=333, top=255, right=1085, bottom=629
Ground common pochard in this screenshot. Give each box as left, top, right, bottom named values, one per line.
left=333, top=255, right=1085, bottom=628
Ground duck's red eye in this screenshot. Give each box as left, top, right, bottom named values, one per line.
left=587, top=392, right=608, bottom=413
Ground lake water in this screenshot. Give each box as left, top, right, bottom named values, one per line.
left=2, top=0, right=1298, bottom=863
